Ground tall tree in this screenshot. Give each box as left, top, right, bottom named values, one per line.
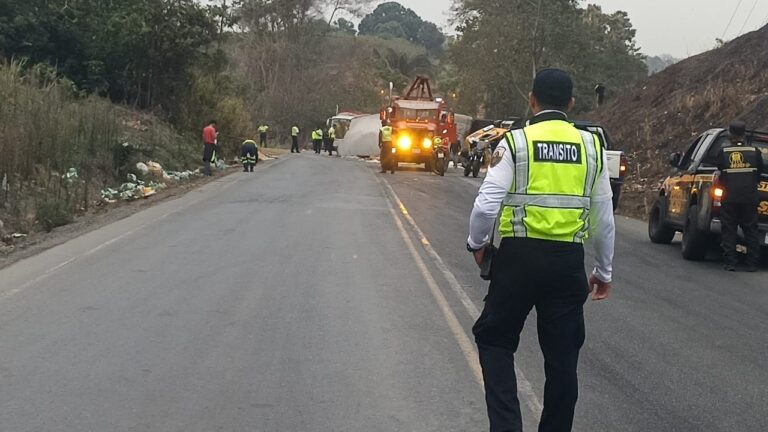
left=449, top=0, right=647, bottom=117
left=359, top=2, right=445, bottom=53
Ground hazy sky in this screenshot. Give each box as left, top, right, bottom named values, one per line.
left=390, top=0, right=768, bottom=58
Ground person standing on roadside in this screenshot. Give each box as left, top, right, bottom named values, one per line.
left=327, top=124, right=336, bottom=156
left=379, top=120, right=394, bottom=174
left=258, top=124, right=270, bottom=147
left=312, top=127, right=323, bottom=154
left=717, top=120, right=765, bottom=272
left=202, top=120, right=218, bottom=176
left=291, top=124, right=300, bottom=153
left=467, top=69, right=615, bottom=432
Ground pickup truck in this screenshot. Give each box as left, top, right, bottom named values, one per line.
left=573, top=122, right=628, bottom=210
left=647, top=127, right=768, bottom=260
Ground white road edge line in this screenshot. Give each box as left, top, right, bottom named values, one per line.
left=378, top=175, right=544, bottom=418
left=375, top=175, right=485, bottom=387
left=1, top=156, right=293, bottom=299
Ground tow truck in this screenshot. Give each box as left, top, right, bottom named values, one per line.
left=381, top=76, right=457, bottom=175
left=648, top=127, right=768, bottom=260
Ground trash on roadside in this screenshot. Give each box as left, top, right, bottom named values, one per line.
left=11, top=233, right=26, bottom=239
left=136, top=162, right=150, bottom=175
left=147, top=161, right=163, bottom=175
left=63, top=168, right=78, bottom=183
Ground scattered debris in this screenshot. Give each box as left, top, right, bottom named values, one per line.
left=136, top=162, right=150, bottom=175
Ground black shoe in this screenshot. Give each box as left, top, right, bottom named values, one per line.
left=390, top=170, right=395, bottom=174
left=724, top=264, right=737, bottom=272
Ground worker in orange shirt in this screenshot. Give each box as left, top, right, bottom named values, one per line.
left=202, top=120, right=218, bottom=176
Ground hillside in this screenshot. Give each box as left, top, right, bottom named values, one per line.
left=591, top=25, right=768, bottom=217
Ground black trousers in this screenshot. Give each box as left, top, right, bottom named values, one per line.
left=260, top=133, right=267, bottom=147
left=327, top=138, right=335, bottom=155
left=313, top=139, right=322, bottom=153
left=291, top=136, right=299, bottom=153
left=721, top=202, right=760, bottom=267
left=473, top=237, right=588, bottom=432
left=380, top=142, right=392, bottom=171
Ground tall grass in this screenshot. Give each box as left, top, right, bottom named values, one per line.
left=0, top=60, right=199, bottom=233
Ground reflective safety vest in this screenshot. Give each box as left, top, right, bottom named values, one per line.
left=291, top=126, right=299, bottom=136
left=499, top=120, right=603, bottom=243
left=258, top=125, right=269, bottom=133
left=433, top=136, right=443, bottom=146
left=328, top=127, right=336, bottom=139
left=380, top=126, right=393, bottom=142
left=311, top=130, right=321, bottom=140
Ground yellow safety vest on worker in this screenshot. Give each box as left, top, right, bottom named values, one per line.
left=380, top=126, right=393, bottom=142
left=291, top=126, right=299, bottom=136
left=499, top=120, right=603, bottom=243
left=258, top=125, right=269, bottom=133
left=311, top=130, right=320, bottom=140
left=328, top=127, right=336, bottom=139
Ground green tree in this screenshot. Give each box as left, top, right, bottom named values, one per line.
left=359, top=2, right=445, bottom=53
left=449, top=0, right=647, bottom=117
left=335, top=17, right=357, bottom=35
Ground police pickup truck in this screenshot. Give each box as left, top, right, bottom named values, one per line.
left=573, top=122, right=628, bottom=210
left=648, top=127, right=768, bottom=260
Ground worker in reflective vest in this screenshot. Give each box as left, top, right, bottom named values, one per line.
left=467, top=69, right=615, bottom=432
left=258, top=124, right=270, bottom=147
left=312, top=128, right=323, bottom=154
left=326, top=125, right=336, bottom=156
left=291, top=125, right=300, bottom=153
left=379, top=121, right=394, bottom=174
left=240, top=139, right=258, bottom=172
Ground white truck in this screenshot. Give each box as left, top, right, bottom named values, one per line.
left=573, top=121, right=627, bottom=210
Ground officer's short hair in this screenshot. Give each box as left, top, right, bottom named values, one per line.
left=729, top=120, right=746, bottom=139
left=532, top=69, right=573, bottom=110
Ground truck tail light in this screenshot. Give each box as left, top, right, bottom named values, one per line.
left=619, top=154, right=628, bottom=177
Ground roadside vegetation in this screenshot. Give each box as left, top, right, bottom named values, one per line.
left=0, top=0, right=655, bottom=239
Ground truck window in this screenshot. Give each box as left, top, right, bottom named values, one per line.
left=678, top=135, right=704, bottom=169
left=751, top=140, right=768, bottom=168
left=700, top=135, right=730, bottom=168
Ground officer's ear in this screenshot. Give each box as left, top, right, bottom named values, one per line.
left=528, top=92, right=537, bottom=111
left=567, top=97, right=576, bottom=112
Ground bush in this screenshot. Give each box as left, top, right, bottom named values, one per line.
left=36, top=197, right=73, bottom=232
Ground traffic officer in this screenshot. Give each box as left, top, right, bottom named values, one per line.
left=240, top=139, right=258, bottom=172
left=312, top=127, right=323, bottom=154
left=717, top=121, right=765, bottom=272
left=467, top=69, right=615, bottom=432
left=291, top=124, right=300, bottom=153
left=258, top=124, right=270, bottom=147
left=327, top=124, right=336, bottom=156
left=379, top=120, right=394, bottom=174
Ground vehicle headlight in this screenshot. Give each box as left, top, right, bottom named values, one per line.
left=397, top=135, right=412, bottom=150
left=422, top=138, right=433, bottom=149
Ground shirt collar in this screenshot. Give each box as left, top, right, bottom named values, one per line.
left=527, top=110, right=569, bottom=125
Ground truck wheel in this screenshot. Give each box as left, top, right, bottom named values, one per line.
left=681, top=204, right=709, bottom=261
left=472, top=160, right=481, bottom=178
left=648, top=200, right=676, bottom=244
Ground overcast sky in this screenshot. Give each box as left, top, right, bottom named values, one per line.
left=389, top=0, right=768, bottom=58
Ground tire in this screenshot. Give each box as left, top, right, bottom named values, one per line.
left=681, top=204, right=710, bottom=261
left=472, top=160, right=481, bottom=178
left=648, top=200, right=676, bottom=244
left=435, top=155, right=445, bottom=176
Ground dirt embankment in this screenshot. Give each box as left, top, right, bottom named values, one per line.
left=590, top=25, right=768, bottom=219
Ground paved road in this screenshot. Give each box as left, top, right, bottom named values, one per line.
left=0, top=154, right=766, bottom=431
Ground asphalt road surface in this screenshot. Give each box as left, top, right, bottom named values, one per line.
left=1, top=154, right=766, bottom=431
